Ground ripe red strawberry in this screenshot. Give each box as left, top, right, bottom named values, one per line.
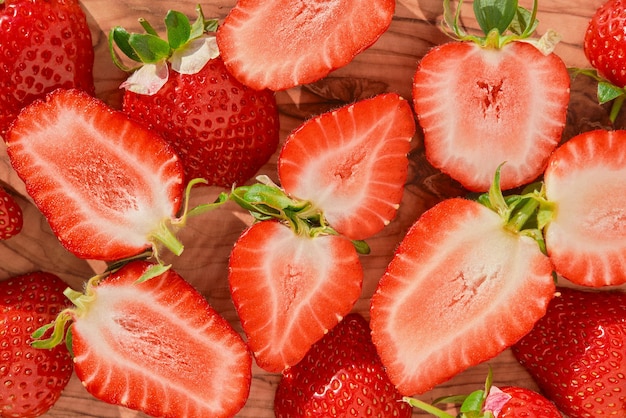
left=228, top=220, right=363, bottom=372
left=370, top=196, right=555, bottom=396
left=543, top=129, right=626, bottom=287
left=277, top=93, right=415, bottom=241
left=216, top=0, right=395, bottom=91
left=412, top=0, right=570, bottom=192
left=0, top=186, right=23, bottom=240
left=584, top=0, right=626, bottom=90
left=274, top=313, right=412, bottom=418
left=5, top=88, right=186, bottom=263
left=34, top=260, right=252, bottom=418
left=110, top=7, right=280, bottom=188
left=0, top=0, right=94, bottom=137
left=405, top=369, right=561, bottom=418
left=512, top=287, right=626, bottom=418
left=0, top=271, right=73, bottom=418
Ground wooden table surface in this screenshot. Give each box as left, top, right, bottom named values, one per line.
left=1, top=0, right=624, bottom=416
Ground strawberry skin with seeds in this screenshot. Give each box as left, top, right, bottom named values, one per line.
left=0, top=0, right=95, bottom=136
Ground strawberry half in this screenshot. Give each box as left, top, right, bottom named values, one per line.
left=274, top=313, right=412, bottom=418
left=216, top=0, right=395, bottom=91
left=0, top=186, right=23, bottom=240
left=512, top=287, right=626, bottom=418
left=543, top=129, right=626, bottom=287
left=5, top=88, right=186, bottom=263
left=412, top=0, right=570, bottom=192
left=1, top=271, right=73, bottom=417
left=370, top=195, right=555, bottom=396
left=34, top=260, right=252, bottom=418
left=0, top=0, right=95, bottom=136
left=111, top=7, right=280, bottom=188
left=278, top=93, right=415, bottom=241
left=228, top=220, right=363, bottom=372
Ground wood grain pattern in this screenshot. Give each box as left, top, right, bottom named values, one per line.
left=1, top=0, right=624, bottom=417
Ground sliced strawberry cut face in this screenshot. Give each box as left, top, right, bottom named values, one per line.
left=5, top=88, right=184, bottom=261
left=413, top=41, right=570, bottom=192
left=544, top=129, right=626, bottom=287
left=277, top=93, right=415, bottom=241
left=228, top=220, right=363, bottom=372
left=216, top=0, right=395, bottom=91
left=71, top=261, right=252, bottom=418
left=370, top=198, right=555, bottom=396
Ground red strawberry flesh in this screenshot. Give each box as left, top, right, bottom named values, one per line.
left=370, top=197, right=555, bottom=396
left=544, top=129, right=626, bottom=287
left=5, top=88, right=185, bottom=261
left=71, top=261, right=252, bottom=418
left=228, top=220, right=363, bottom=372
left=413, top=41, right=570, bottom=192
left=278, top=93, right=414, bottom=241
left=216, top=0, right=395, bottom=91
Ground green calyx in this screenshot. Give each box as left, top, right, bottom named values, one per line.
left=229, top=176, right=371, bottom=255
left=109, top=4, right=218, bottom=71
left=404, top=367, right=501, bottom=418
left=572, top=68, right=626, bottom=124
left=476, top=164, right=555, bottom=254
left=443, top=0, right=548, bottom=49
left=31, top=274, right=102, bottom=354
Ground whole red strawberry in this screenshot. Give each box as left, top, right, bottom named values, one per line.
left=584, top=0, right=626, bottom=89
left=0, top=187, right=23, bottom=240
left=0, top=272, right=73, bottom=418
left=274, top=313, right=412, bottom=418
left=512, top=287, right=626, bottom=417
left=405, top=377, right=561, bottom=417
left=110, top=7, right=280, bottom=188
left=0, top=0, right=95, bottom=136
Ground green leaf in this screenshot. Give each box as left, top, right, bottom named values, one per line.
left=598, top=81, right=625, bottom=104
left=136, top=263, right=171, bottom=283
left=165, top=10, right=192, bottom=50
left=473, top=0, right=519, bottom=36
left=508, top=6, right=535, bottom=35
left=459, top=389, right=486, bottom=414
left=128, top=33, right=171, bottom=63
left=109, top=26, right=142, bottom=64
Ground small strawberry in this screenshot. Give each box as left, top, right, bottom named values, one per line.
left=370, top=170, right=555, bottom=396
left=0, top=0, right=95, bottom=136
left=277, top=92, right=415, bottom=241
left=33, top=260, right=252, bottom=418
left=5, top=88, right=186, bottom=267
left=110, top=6, right=280, bottom=188
left=412, top=0, right=570, bottom=192
left=216, top=0, right=395, bottom=91
left=583, top=0, right=626, bottom=123
left=542, top=129, right=626, bottom=287
left=0, top=186, right=23, bottom=240
left=274, top=313, right=412, bottom=418
left=405, top=370, right=561, bottom=417
left=0, top=271, right=73, bottom=418
left=512, top=287, right=626, bottom=418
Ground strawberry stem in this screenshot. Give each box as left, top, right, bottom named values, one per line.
left=402, top=397, right=455, bottom=418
